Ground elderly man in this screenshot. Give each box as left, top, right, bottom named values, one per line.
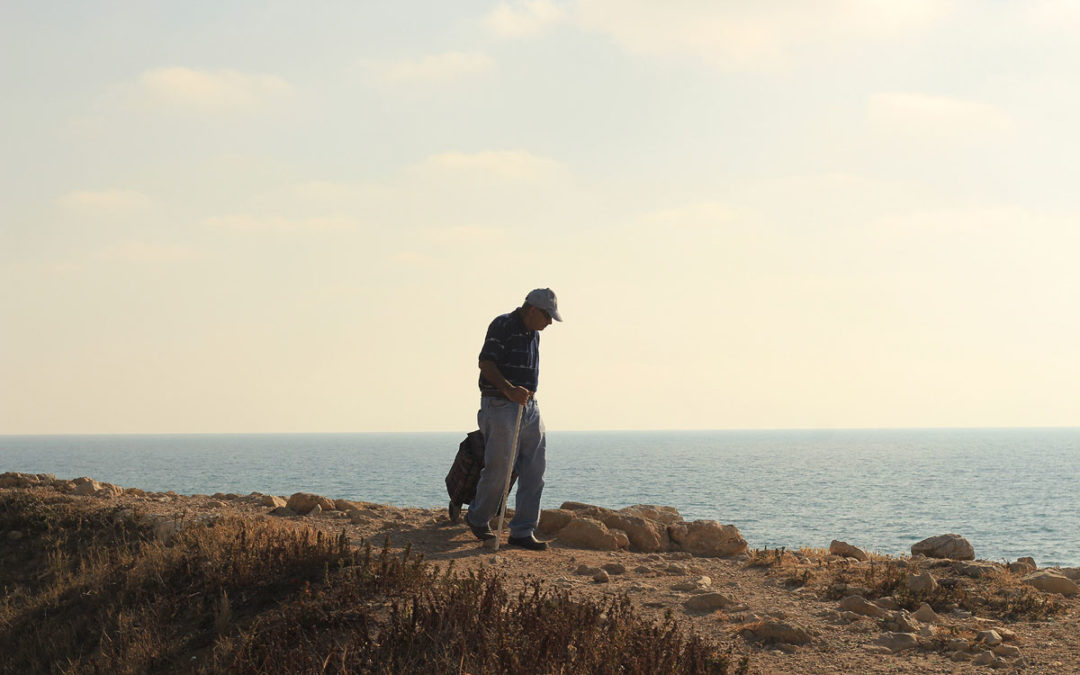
left=465, top=288, right=561, bottom=550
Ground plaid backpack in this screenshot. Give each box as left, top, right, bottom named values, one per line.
left=445, top=430, right=516, bottom=522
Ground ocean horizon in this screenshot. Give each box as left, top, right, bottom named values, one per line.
left=3, top=427, right=1078, bottom=566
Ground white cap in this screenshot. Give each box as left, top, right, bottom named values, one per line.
left=525, top=288, right=562, bottom=321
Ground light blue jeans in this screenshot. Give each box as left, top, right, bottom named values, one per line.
left=467, top=397, right=546, bottom=539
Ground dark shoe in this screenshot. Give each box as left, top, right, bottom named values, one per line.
left=507, top=534, right=549, bottom=551
left=467, top=517, right=495, bottom=541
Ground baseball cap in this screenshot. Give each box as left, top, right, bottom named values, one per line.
left=525, top=288, right=562, bottom=322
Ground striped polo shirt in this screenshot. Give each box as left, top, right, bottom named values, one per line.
left=477, top=308, right=539, bottom=395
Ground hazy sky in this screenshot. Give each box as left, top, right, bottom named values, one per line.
left=3, top=1, right=1079, bottom=433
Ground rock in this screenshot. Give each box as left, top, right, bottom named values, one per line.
left=611, top=529, right=630, bottom=549
left=956, top=561, right=1000, bottom=578
left=874, top=632, right=919, bottom=652
left=667, top=520, right=747, bottom=557
left=71, top=477, right=102, bottom=496
left=575, top=565, right=602, bottom=576
left=1021, top=570, right=1079, bottom=596
left=992, top=644, right=1021, bottom=658
left=949, top=650, right=970, bottom=662
left=557, top=517, right=621, bottom=550
left=536, top=509, right=575, bottom=537
left=593, top=570, right=610, bottom=583
left=839, top=595, right=887, bottom=618
left=307, top=504, right=323, bottom=516
left=673, top=576, right=712, bottom=592
left=601, top=563, right=627, bottom=575
left=972, top=651, right=994, bottom=666
left=910, top=534, right=974, bottom=560
left=560, top=501, right=602, bottom=511
left=741, top=620, right=812, bottom=645
left=268, top=506, right=297, bottom=517
left=905, top=572, right=938, bottom=596
left=619, top=504, right=684, bottom=525
left=596, top=513, right=667, bottom=552
left=683, top=592, right=734, bottom=612
left=912, top=603, right=940, bottom=624
left=976, top=630, right=1002, bottom=647
left=829, top=540, right=868, bottom=561
left=873, top=597, right=900, bottom=611
left=262, top=495, right=287, bottom=508
left=633, top=565, right=652, bottom=574
left=997, top=628, right=1016, bottom=642
left=665, top=564, right=688, bottom=575
left=1057, top=567, right=1080, bottom=581
left=1008, top=557, right=1037, bottom=575
left=93, top=484, right=124, bottom=498
left=947, top=638, right=969, bottom=652
left=333, top=499, right=364, bottom=512
left=886, top=610, right=919, bottom=634
left=286, top=492, right=336, bottom=515
left=125, top=488, right=146, bottom=497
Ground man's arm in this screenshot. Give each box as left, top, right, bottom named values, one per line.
left=479, top=360, right=532, bottom=405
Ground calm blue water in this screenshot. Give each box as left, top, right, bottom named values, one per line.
left=2, top=428, right=1077, bottom=566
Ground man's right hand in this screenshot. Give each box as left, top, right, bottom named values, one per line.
left=504, top=386, right=532, bottom=406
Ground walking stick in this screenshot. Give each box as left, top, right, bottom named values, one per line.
left=485, top=402, right=524, bottom=552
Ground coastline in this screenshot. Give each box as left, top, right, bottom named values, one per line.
left=3, top=471, right=1080, bottom=673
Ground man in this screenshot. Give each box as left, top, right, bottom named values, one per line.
left=465, top=288, right=561, bottom=551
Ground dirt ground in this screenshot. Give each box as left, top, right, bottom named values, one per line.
left=97, top=488, right=1080, bottom=675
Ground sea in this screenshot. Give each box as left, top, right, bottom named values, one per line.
left=2, top=428, right=1078, bottom=567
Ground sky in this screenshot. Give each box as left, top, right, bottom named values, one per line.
left=2, top=0, right=1079, bottom=434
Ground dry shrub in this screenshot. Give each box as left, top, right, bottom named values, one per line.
left=0, top=491, right=743, bottom=674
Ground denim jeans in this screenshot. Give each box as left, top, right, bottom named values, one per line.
left=467, top=397, right=546, bottom=538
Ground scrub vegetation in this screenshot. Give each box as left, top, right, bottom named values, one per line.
left=0, top=491, right=742, bottom=674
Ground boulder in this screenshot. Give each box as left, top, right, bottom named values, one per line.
left=1057, top=567, right=1080, bottom=581
left=0, top=472, right=56, bottom=488
left=905, top=572, right=938, bottom=596
left=71, top=477, right=102, bottom=496
left=94, top=484, right=124, bottom=498
left=683, top=592, right=734, bottom=612
left=262, top=495, right=287, bottom=508
left=535, top=509, right=575, bottom=537
left=1008, top=558, right=1037, bottom=575
left=741, top=620, right=812, bottom=645
left=910, top=534, right=974, bottom=560
left=668, top=520, right=747, bottom=557
left=875, top=632, right=919, bottom=652
left=286, top=492, right=336, bottom=515
left=829, top=540, right=868, bottom=561
left=557, top=517, right=621, bottom=550
left=619, top=504, right=684, bottom=525
left=597, top=513, right=667, bottom=552
left=1022, top=570, right=1079, bottom=596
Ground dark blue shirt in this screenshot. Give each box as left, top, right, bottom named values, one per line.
left=478, top=308, right=539, bottom=394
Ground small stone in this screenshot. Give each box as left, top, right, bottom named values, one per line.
left=1022, top=570, right=1079, bottom=596
left=905, top=572, right=938, bottom=595
left=262, top=495, right=287, bottom=508
left=633, top=565, right=652, bottom=574
left=829, top=540, right=868, bottom=561
left=839, top=595, right=887, bottom=618
left=912, top=603, right=940, bottom=624
left=575, top=565, right=602, bottom=576
left=672, top=576, right=712, bottom=592
left=947, top=638, right=969, bottom=653
left=976, top=630, right=1002, bottom=647
left=683, top=592, right=733, bottom=612
left=873, top=596, right=900, bottom=611
left=874, top=632, right=919, bottom=652
left=992, top=644, right=1021, bottom=659
left=949, top=650, right=969, bottom=662
left=593, top=570, right=610, bottom=583
left=602, top=562, right=627, bottom=575
left=665, top=564, right=687, bottom=575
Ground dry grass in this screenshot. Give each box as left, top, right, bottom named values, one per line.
left=0, top=490, right=743, bottom=674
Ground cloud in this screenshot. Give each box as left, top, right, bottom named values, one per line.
left=485, top=0, right=566, bottom=37
left=574, top=0, right=953, bottom=69
left=59, top=189, right=152, bottom=213
left=424, top=224, right=506, bottom=243
left=138, top=67, right=291, bottom=109
left=204, top=214, right=356, bottom=232
left=366, top=52, right=494, bottom=83
left=417, top=150, right=562, bottom=179
left=93, top=241, right=201, bottom=263
left=640, top=200, right=734, bottom=228
left=867, top=92, right=1015, bottom=142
